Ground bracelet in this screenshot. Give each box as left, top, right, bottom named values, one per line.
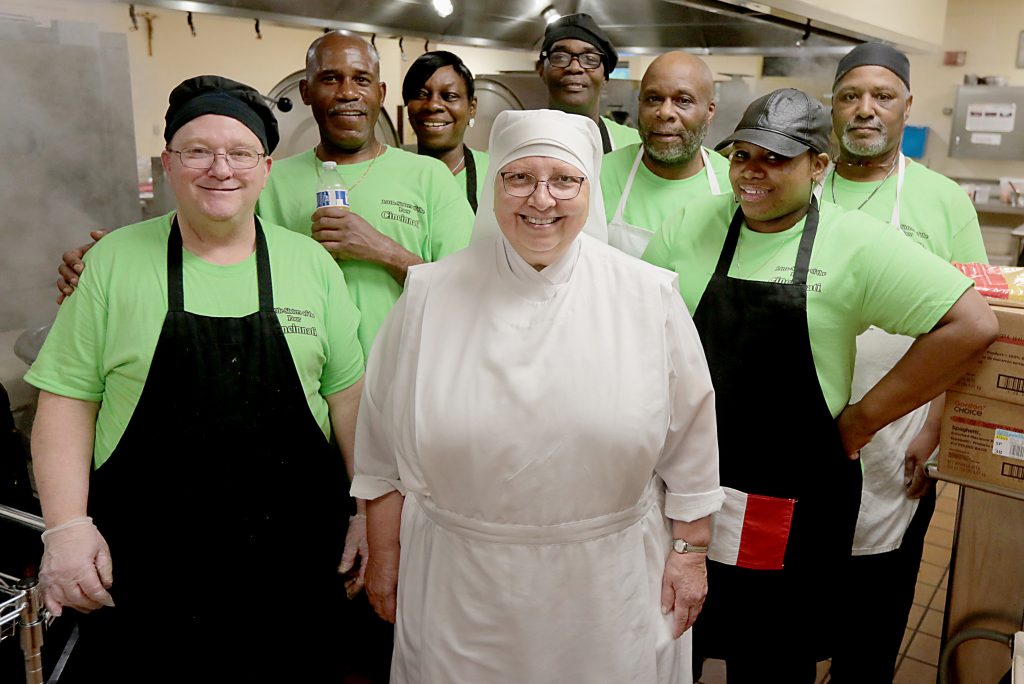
left=41, top=516, right=93, bottom=541
left=349, top=513, right=367, bottom=522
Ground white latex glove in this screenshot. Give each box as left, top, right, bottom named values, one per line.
left=39, top=517, right=114, bottom=616
left=338, top=514, right=369, bottom=599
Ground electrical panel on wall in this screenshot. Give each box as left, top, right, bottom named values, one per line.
left=949, top=86, right=1024, bottom=160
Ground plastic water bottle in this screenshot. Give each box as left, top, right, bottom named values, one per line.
left=316, top=161, right=349, bottom=208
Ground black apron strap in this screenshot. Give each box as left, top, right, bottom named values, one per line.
left=712, top=207, right=747, bottom=278
left=597, top=118, right=612, bottom=154
left=792, top=199, right=819, bottom=287
left=463, top=144, right=478, bottom=213
left=167, top=216, right=185, bottom=313
left=253, top=217, right=274, bottom=312
left=165, top=216, right=273, bottom=312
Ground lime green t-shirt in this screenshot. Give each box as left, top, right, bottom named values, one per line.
left=824, top=159, right=988, bottom=264
left=600, top=116, right=642, bottom=151
left=25, top=213, right=364, bottom=468
left=256, top=146, right=474, bottom=357
left=455, top=147, right=490, bottom=208
left=600, top=143, right=730, bottom=232
left=643, top=195, right=973, bottom=416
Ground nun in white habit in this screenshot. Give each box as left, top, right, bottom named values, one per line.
left=352, top=109, right=724, bottom=684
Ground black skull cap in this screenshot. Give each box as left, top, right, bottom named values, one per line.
left=540, top=13, right=618, bottom=76
left=834, top=42, right=910, bottom=89
left=164, top=75, right=279, bottom=154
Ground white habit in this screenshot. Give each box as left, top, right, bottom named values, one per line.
left=352, top=230, right=724, bottom=683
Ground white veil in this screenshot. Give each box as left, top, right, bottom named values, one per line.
left=470, top=109, right=609, bottom=245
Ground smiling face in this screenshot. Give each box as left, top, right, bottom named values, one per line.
left=538, top=38, right=606, bottom=117
left=406, top=65, right=476, bottom=155
left=637, top=52, right=715, bottom=171
left=300, top=34, right=385, bottom=156
left=728, top=142, right=828, bottom=233
left=832, top=65, right=911, bottom=161
left=493, top=156, right=590, bottom=269
left=162, top=114, right=271, bottom=227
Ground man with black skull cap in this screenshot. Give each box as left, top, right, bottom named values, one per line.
left=825, top=42, right=987, bottom=684
left=537, top=12, right=641, bottom=153
left=27, top=75, right=365, bottom=680
left=644, top=88, right=996, bottom=682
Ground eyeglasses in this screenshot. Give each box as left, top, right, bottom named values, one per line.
left=544, top=50, right=604, bottom=70
left=500, top=172, right=585, bottom=200
left=168, top=147, right=266, bottom=170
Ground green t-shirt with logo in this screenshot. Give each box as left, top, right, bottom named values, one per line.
left=25, top=213, right=364, bottom=468
left=824, top=160, right=987, bottom=263
left=456, top=147, right=490, bottom=207
left=256, top=146, right=474, bottom=356
left=600, top=143, right=731, bottom=232
left=643, top=195, right=972, bottom=416
left=600, top=116, right=642, bottom=151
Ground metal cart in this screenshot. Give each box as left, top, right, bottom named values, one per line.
left=0, top=504, right=48, bottom=684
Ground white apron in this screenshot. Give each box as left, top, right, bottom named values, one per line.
left=608, top=147, right=722, bottom=258
left=354, top=235, right=723, bottom=684
left=850, top=154, right=923, bottom=555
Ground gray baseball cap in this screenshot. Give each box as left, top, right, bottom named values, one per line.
left=715, top=88, right=832, bottom=157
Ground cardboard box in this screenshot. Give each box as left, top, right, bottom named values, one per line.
left=950, top=305, right=1024, bottom=406
left=939, top=391, right=1024, bottom=492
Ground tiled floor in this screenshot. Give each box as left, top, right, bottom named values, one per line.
left=698, top=481, right=959, bottom=684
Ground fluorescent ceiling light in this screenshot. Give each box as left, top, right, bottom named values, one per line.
left=542, top=6, right=561, bottom=24
left=433, top=0, right=454, bottom=18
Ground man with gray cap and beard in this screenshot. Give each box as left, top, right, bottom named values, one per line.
left=601, top=51, right=729, bottom=257
left=824, top=42, right=987, bottom=684
left=536, top=12, right=641, bottom=153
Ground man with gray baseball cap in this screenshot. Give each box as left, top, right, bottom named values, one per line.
left=644, top=87, right=996, bottom=682
left=825, top=42, right=988, bottom=684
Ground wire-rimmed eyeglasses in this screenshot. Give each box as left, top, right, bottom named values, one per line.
left=167, top=147, right=266, bottom=170
left=543, top=50, right=604, bottom=70
left=500, top=172, right=585, bottom=200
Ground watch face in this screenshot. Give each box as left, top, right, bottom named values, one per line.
left=673, top=539, right=686, bottom=553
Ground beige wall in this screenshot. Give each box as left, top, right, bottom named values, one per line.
left=3, top=0, right=1021, bottom=181
left=0, top=0, right=541, bottom=158
left=909, top=0, right=1024, bottom=180
left=767, top=0, right=948, bottom=50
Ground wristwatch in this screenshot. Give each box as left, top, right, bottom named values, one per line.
left=672, top=538, right=708, bottom=554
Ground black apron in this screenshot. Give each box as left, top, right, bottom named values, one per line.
left=462, top=143, right=478, bottom=213
left=691, top=202, right=862, bottom=667
left=71, top=218, right=350, bottom=681
left=597, top=117, right=613, bottom=154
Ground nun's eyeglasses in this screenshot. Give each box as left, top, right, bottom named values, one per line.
left=500, top=172, right=585, bottom=200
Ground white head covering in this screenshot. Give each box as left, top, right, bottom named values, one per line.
left=471, top=109, right=608, bottom=245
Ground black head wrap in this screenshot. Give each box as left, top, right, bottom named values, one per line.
left=164, top=75, right=279, bottom=153
left=834, top=42, right=910, bottom=89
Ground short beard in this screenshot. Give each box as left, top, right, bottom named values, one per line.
left=840, top=124, right=890, bottom=158
left=641, top=117, right=709, bottom=166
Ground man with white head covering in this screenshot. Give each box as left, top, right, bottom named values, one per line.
left=352, top=109, right=724, bottom=683
left=825, top=42, right=988, bottom=684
